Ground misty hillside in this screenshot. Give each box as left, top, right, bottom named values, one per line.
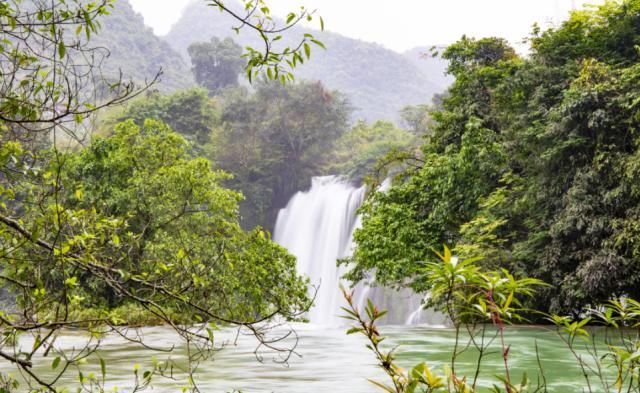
left=93, top=0, right=195, bottom=91
left=402, top=46, right=453, bottom=92
left=164, top=1, right=447, bottom=122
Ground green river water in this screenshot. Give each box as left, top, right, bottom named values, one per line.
left=2, top=323, right=604, bottom=392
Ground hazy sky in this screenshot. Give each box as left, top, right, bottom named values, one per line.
left=129, top=0, right=602, bottom=52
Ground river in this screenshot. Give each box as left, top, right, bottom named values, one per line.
left=5, top=322, right=593, bottom=392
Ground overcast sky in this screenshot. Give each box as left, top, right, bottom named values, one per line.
left=129, top=0, right=602, bottom=52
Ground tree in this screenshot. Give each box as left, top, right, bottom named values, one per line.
left=400, top=104, right=433, bottom=135
left=345, top=119, right=507, bottom=291
left=0, top=0, right=147, bottom=145
left=347, top=0, right=640, bottom=315
left=210, top=81, right=351, bottom=228
left=329, top=120, right=416, bottom=181
left=0, top=0, right=325, bottom=389
left=59, top=119, right=308, bottom=319
left=111, top=88, right=219, bottom=146
left=1, top=119, right=309, bottom=390
left=188, top=37, right=244, bottom=95
left=197, top=0, right=326, bottom=82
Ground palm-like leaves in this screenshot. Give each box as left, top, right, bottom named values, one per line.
left=421, top=246, right=545, bottom=325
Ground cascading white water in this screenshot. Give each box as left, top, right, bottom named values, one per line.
left=274, top=176, right=365, bottom=325
left=274, top=175, right=444, bottom=326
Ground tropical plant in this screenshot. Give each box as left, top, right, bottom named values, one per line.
left=346, top=247, right=640, bottom=393
left=343, top=246, right=545, bottom=393
left=347, top=0, right=640, bottom=315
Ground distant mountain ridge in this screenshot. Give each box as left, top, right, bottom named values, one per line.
left=94, top=0, right=195, bottom=91
left=163, top=1, right=450, bottom=122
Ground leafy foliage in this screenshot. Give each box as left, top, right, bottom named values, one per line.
left=329, top=120, right=416, bottom=182
left=346, top=119, right=507, bottom=290
left=550, top=297, right=640, bottom=393
left=188, top=37, right=244, bottom=95
left=103, top=81, right=361, bottom=231
left=348, top=0, right=640, bottom=315
left=0, top=118, right=310, bottom=390
left=346, top=248, right=640, bottom=393
left=400, top=104, right=434, bottom=136
left=202, top=0, right=327, bottom=83
left=58, top=119, right=309, bottom=319
left=0, top=0, right=326, bottom=389
left=109, top=88, right=219, bottom=146
left=343, top=247, right=544, bottom=393
left=209, top=81, right=351, bottom=228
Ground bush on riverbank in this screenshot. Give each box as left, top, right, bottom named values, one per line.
left=347, top=0, right=640, bottom=316
left=346, top=247, right=640, bottom=393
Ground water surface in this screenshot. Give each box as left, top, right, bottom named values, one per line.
left=5, top=323, right=595, bottom=392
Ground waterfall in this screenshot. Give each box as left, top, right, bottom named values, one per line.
left=274, top=175, right=444, bottom=326
left=274, top=176, right=364, bottom=325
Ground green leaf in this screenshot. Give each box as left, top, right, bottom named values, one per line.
left=444, top=245, right=452, bottom=263
left=503, top=291, right=514, bottom=309
left=52, top=356, right=61, bottom=370
left=304, top=43, right=311, bottom=59
left=58, top=42, right=66, bottom=59
left=311, top=39, right=326, bottom=50
left=368, top=379, right=396, bottom=393
left=346, top=327, right=362, bottom=335
left=64, top=276, right=78, bottom=287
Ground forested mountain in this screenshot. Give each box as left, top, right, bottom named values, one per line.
left=164, top=1, right=445, bottom=122
left=92, top=0, right=194, bottom=91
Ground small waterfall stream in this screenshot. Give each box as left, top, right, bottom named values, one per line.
left=274, top=175, right=444, bottom=326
